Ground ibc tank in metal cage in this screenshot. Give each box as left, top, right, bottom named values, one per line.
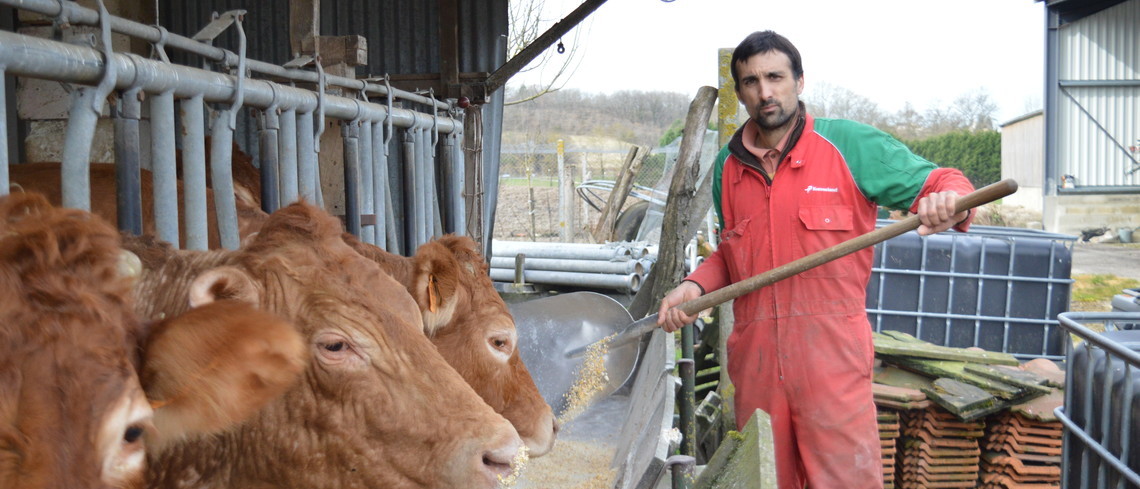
left=866, top=223, right=1076, bottom=360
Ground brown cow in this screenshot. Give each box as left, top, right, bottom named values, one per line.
left=8, top=162, right=268, bottom=250
left=344, top=232, right=559, bottom=457
left=0, top=192, right=305, bottom=489
left=126, top=201, right=524, bottom=489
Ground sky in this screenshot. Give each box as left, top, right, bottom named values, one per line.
left=507, top=0, right=1047, bottom=125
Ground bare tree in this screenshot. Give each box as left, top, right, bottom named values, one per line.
left=804, top=82, right=891, bottom=130
left=950, top=89, right=998, bottom=131
left=505, top=0, right=588, bottom=105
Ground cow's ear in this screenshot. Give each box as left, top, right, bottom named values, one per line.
left=141, top=300, right=306, bottom=448
left=413, top=242, right=461, bottom=335
left=188, top=266, right=259, bottom=308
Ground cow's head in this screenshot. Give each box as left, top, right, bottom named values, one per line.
left=165, top=202, right=524, bottom=489
left=410, top=235, right=558, bottom=457
left=0, top=193, right=303, bottom=489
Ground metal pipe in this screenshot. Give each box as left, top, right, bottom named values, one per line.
left=491, top=241, right=633, bottom=261
left=403, top=129, right=418, bottom=251
left=370, top=120, right=392, bottom=251
left=278, top=108, right=298, bottom=205
left=258, top=108, right=281, bottom=212
left=448, top=131, right=465, bottom=235
left=0, top=66, right=8, bottom=193
left=179, top=95, right=208, bottom=250
left=150, top=90, right=179, bottom=245
left=359, top=119, right=375, bottom=244
left=417, top=125, right=430, bottom=243
left=486, top=268, right=641, bottom=293
left=0, top=32, right=460, bottom=132
left=342, top=121, right=361, bottom=237
left=297, top=111, right=317, bottom=202
left=60, top=87, right=100, bottom=210
left=0, top=0, right=450, bottom=111
left=488, top=256, right=644, bottom=275
left=513, top=254, right=526, bottom=284
left=112, top=88, right=142, bottom=235
left=209, top=109, right=240, bottom=250
left=679, top=332, right=696, bottom=457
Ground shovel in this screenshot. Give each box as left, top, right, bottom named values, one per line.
left=563, top=178, right=1019, bottom=359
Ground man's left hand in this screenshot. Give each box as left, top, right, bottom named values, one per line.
left=915, top=191, right=969, bottom=236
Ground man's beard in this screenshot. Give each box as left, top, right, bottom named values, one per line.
left=753, top=102, right=796, bottom=131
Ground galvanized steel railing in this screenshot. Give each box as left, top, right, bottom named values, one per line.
left=1056, top=311, right=1140, bottom=489
left=0, top=0, right=464, bottom=253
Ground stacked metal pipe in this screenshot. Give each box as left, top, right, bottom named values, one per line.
left=489, top=240, right=655, bottom=294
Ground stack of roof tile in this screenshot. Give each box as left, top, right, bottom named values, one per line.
left=878, top=408, right=901, bottom=489
left=898, top=407, right=985, bottom=489
left=979, top=410, right=1063, bottom=488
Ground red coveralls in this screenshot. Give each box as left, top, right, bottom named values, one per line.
left=686, top=113, right=974, bottom=489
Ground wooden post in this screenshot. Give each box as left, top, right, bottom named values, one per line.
left=289, top=0, right=319, bottom=59
left=592, top=145, right=646, bottom=242
left=463, top=105, right=486, bottom=256
left=717, top=48, right=740, bottom=148
left=628, top=86, right=718, bottom=319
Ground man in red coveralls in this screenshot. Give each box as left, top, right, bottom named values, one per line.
left=657, top=31, right=975, bottom=489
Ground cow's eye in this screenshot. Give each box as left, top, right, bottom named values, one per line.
left=323, top=341, right=346, bottom=352
left=123, top=425, right=145, bottom=444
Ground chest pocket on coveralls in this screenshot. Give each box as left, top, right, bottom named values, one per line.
left=791, top=205, right=853, bottom=279
left=718, top=217, right=753, bottom=284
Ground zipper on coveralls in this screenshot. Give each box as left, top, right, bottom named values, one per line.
left=762, top=172, right=785, bottom=383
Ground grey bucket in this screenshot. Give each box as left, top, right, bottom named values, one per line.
left=1120, top=227, right=1134, bottom=244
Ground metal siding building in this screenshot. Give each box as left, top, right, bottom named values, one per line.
left=1053, top=0, right=1140, bottom=189
left=1042, top=0, right=1140, bottom=234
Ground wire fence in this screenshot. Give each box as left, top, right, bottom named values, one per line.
left=495, top=144, right=680, bottom=243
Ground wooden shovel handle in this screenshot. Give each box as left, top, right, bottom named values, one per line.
left=677, top=179, right=1019, bottom=316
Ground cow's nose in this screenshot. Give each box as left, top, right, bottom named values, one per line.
left=552, top=417, right=562, bottom=435
left=481, top=433, right=524, bottom=480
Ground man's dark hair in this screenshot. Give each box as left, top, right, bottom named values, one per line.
left=730, top=31, right=804, bottom=86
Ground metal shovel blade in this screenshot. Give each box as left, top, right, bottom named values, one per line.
left=510, top=291, right=641, bottom=417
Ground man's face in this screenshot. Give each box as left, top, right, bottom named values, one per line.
left=735, top=50, right=804, bottom=131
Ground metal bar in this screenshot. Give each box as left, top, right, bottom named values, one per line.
left=403, top=129, right=418, bottom=251
left=0, top=0, right=450, bottom=110
left=449, top=131, right=465, bottom=235
left=370, top=120, right=391, bottom=251
left=871, top=267, right=1073, bottom=285
left=1060, top=79, right=1140, bottom=88
left=342, top=121, right=361, bottom=237
left=678, top=331, right=696, bottom=457
left=416, top=125, right=429, bottom=244
left=359, top=119, right=375, bottom=244
left=150, top=90, right=179, bottom=245
left=486, top=268, right=641, bottom=294
left=0, top=66, right=8, bottom=192
left=112, top=88, right=142, bottom=235
left=278, top=108, right=299, bottom=205
left=180, top=95, right=208, bottom=250
left=488, top=256, right=643, bottom=275
left=0, top=31, right=460, bottom=132
left=60, top=87, right=100, bottom=210
left=258, top=108, right=281, bottom=213
left=297, top=111, right=317, bottom=202
left=209, top=109, right=240, bottom=250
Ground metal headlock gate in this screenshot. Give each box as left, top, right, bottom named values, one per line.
left=0, top=0, right=466, bottom=253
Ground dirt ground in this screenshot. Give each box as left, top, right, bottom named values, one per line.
left=1070, top=242, right=1140, bottom=281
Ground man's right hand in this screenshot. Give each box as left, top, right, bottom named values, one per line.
left=656, top=280, right=703, bottom=333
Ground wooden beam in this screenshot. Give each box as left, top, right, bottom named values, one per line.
left=289, top=0, right=319, bottom=58
left=485, top=0, right=608, bottom=94
left=591, top=145, right=645, bottom=242
left=438, top=0, right=460, bottom=98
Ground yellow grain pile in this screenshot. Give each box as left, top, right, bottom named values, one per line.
left=497, top=445, right=531, bottom=488
left=558, top=334, right=614, bottom=425
left=513, top=440, right=616, bottom=489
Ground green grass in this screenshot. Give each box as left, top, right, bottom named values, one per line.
left=1071, top=274, right=1139, bottom=303
left=499, top=177, right=559, bottom=187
